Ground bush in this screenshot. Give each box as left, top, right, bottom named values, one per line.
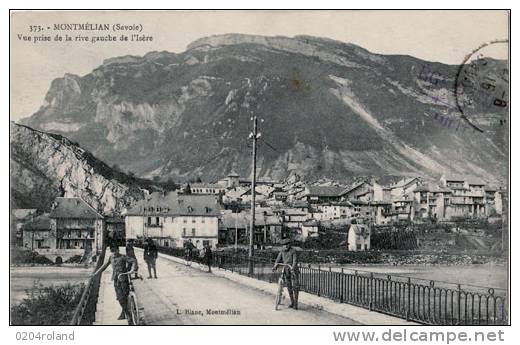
left=11, top=248, right=54, bottom=265
left=10, top=283, right=84, bottom=325
left=299, top=231, right=345, bottom=250
left=371, top=231, right=418, bottom=250
left=64, top=255, right=83, bottom=264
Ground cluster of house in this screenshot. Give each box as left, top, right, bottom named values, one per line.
left=129, top=172, right=504, bottom=251
left=213, top=172, right=504, bottom=225
left=11, top=172, right=505, bottom=261
left=305, top=175, right=504, bottom=224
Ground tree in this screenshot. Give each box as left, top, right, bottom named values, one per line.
left=183, top=183, right=192, bottom=195
left=164, top=178, right=177, bottom=191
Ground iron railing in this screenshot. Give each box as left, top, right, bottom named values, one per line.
left=297, top=265, right=507, bottom=325
left=204, top=252, right=506, bottom=325
left=69, top=246, right=107, bottom=325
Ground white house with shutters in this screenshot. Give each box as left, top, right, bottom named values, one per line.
left=124, top=192, right=221, bottom=249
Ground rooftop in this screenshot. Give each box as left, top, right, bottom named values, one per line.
left=343, top=181, right=369, bottom=194
left=306, top=185, right=346, bottom=197
left=349, top=224, right=370, bottom=236
left=392, top=177, right=421, bottom=189
left=239, top=177, right=277, bottom=184
left=191, top=183, right=224, bottom=189
left=49, top=197, right=103, bottom=219
left=126, top=192, right=221, bottom=217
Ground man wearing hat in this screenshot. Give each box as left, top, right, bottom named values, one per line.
left=92, top=245, right=137, bottom=323
left=143, top=237, right=158, bottom=279
left=272, top=238, right=299, bottom=309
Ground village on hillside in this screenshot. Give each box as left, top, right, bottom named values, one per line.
left=11, top=171, right=506, bottom=264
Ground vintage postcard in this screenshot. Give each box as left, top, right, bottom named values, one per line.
left=9, top=10, right=509, bottom=328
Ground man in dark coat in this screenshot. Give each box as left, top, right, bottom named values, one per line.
left=202, top=242, right=213, bottom=273
left=272, top=238, right=299, bottom=309
left=125, top=239, right=139, bottom=279
left=92, top=245, right=137, bottom=323
left=143, top=238, right=158, bottom=279
left=184, top=239, right=195, bottom=261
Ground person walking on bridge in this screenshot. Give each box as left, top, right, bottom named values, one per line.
left=143, top=237, right=158, bottom=279
left=201, top=242, right=213, bottom=273
left=272, top=238, right=299, bottom=309
left=92, top=245, right=137, bottom=323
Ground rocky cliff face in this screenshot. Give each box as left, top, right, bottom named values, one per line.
left=21, top=34, right=508, bottom=183
left=10, top=122, right=146, bottom=213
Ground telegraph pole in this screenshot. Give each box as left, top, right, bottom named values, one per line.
left=248, top=116, right=260, bottom=274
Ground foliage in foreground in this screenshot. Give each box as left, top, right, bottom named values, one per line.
left=10, top=283, right=84, bottom=325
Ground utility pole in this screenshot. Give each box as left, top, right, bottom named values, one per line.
left=248, top=116, right=261, bottom=274
left=234, top=214, right=238, bottom=253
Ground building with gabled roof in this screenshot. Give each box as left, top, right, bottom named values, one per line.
left=50, top=197, right=103, bottom=220
left=302, top=185, right=347, bottom=204
left=347, top=223, right=371, bottom=251
left=50, top=197, right=104, bottom=256
left=301, top=220, right=320, bottom=239
left=438, top=175, right=490, bottom=219
left=219, top=210, right=284, bottom=245
left=124, top=192, right=222, bottom=249
left=21, top=197, right=104, bottom=263
left=342, top=181, right=374, bottom=202
left=411, top=183, right=451, bottom=221
left=372, top=200, right=394, bottom=225
left=387, top=177, right=423, bottom=200
left=22, top=213, right=53, bottom=250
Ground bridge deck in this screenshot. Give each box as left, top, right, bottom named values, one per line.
left=131, top=249, right=360, bottom=325
left=93, top=248, right=129, bottom=325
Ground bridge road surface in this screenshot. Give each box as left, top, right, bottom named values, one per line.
left=94, top=249, right=128, bottom=325
left=131, top=250, right=361, bottom=325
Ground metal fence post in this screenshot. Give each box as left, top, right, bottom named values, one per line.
left=406, top=277, right=411, bottom=321
left=329, top=266, right=332, bottom=298
left=318, top=265, right=321, bottom=297
left=457, top=284, right=461, bottom=325
left=340, top=268, right=344, bottom=303
left=369, top=273, right=374, bottom=311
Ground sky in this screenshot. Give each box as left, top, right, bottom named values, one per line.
left=10, top=10, right=509, bottom=121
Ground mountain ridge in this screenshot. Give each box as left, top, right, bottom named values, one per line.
left=20, top=33, right=508, bottom=184
left=9, top=122, right=174, bottom=212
